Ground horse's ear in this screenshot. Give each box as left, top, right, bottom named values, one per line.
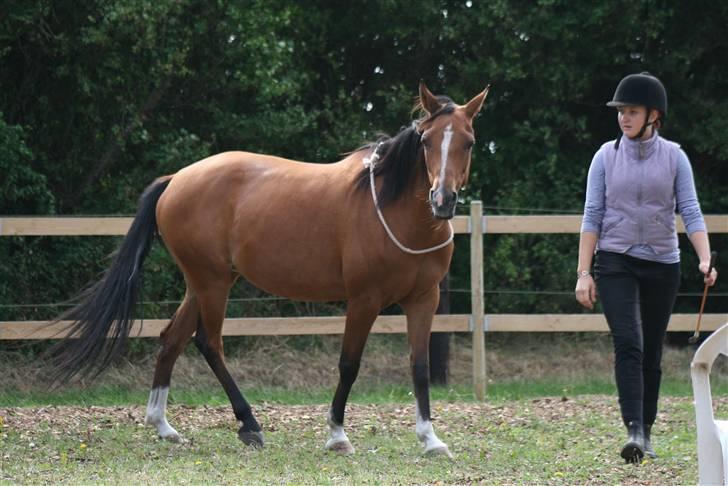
left=419, top=81, right=442, bottom=115
left=463, top=85, right=491, bottom=120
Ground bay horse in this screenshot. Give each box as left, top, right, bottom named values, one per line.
left=52, top=82, right=489, bottom=457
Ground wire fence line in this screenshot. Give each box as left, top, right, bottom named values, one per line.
left=481, top=205, right=585, bottom=214
left=2, top=211, right=725, bottom=315
left=2, top=289, right=726, bottom=310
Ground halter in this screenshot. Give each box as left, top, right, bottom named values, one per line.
left=363, top=143, right=454, bottom=255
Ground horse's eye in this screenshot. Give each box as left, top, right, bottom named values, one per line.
left=464, top=141, right=474, bottom=151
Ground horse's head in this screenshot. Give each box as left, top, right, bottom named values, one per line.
left=418, top=82, right=489, bottom=219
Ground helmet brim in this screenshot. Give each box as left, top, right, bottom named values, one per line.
left=606, top=101, right=634, bottom=108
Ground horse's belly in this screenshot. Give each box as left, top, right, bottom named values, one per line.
left=233, top=239, right=346, bottom=302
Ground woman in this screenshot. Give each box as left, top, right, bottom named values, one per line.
left=575, top=72, right=718, bottom=463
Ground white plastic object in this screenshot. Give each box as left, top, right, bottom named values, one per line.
left=691, top=322, right=728, bottom=485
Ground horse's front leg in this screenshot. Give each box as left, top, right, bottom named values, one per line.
left=325, top=298, right=379, bottom=455
left=401, top=286, right=452, bottom=458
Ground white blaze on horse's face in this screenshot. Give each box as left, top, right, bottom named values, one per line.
left=437, top=123, right=454, bottom=207
left=418, top=82, right=490, bottom=220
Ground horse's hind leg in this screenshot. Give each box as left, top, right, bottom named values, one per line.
left=145, top=292, right=200, bottom=442
left=193, top=284, right=264, bottom=447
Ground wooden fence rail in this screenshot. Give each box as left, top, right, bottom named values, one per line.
left=2, top=206, right=727, bottom=399
left=2, top=214, right=727, bottom=236
left=2, top=314, right=726, bottom=341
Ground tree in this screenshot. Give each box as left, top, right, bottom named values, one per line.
left=1, top=0, right=725, bottom=322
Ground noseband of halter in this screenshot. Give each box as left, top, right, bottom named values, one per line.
left=363, top=142, right=454, bottom=255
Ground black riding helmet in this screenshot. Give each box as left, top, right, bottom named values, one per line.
left=607, top=72, right=667, bottom=147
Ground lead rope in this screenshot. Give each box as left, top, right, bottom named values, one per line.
left=363, top=143, right=454, bottom=255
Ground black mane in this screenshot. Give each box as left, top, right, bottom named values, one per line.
left=355, top=98, right=456, bottom=207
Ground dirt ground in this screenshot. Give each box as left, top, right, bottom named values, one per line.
left=0, top=395, right=716, bottom=437
left=3, top=394, right=726, bottom=485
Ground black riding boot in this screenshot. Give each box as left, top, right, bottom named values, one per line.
left=621, top=421, right=645, bottom=463
left=643, top=424, right=656, bottom=459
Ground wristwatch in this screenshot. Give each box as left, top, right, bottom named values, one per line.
left=577, top=270, right=591, bottom=279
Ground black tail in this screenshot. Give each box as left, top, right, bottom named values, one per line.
left=50, top=175, right=173, bottom=383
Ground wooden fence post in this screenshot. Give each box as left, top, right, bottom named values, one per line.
left=470, top=201, right=486, bottom=400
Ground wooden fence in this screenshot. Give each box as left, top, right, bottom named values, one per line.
left=1, top=204, right=727, bottom=399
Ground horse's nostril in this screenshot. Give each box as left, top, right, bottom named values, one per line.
left=429, top=189, right=458, bottom=209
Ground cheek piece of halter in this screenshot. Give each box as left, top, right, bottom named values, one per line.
left=363, top=135, right=455, bottom=255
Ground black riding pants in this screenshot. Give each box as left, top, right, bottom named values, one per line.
left=594, top=250, right=681, bottom=427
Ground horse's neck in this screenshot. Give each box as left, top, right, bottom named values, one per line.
left=347, top=150, right=450, bottom=247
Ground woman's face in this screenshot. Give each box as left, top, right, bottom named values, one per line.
left=617, top=105, right=657, bottom=139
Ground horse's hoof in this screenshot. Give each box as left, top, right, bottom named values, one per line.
left=424, top=445, right=453, bottom=459
left=160, top=432, right=182, bottom=443
left=238, top=430, right=265, bottom=448
left=325, top=439, right=355, bottom=455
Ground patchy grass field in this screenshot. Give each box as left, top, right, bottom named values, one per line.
left=1, top=333, right=726, bottom=484
left=2, top=396, right=724, bottom=484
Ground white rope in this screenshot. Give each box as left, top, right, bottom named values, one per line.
left=363, top=144, right=454, bottom=255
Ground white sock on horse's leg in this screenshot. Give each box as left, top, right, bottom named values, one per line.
left=415, top=403, right=451, bottom=457
left=324, top=408, right=355, bottom=454
left=145, top=386, right=181, bottom=441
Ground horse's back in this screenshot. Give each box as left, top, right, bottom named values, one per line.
left=156, top=151, right=362, bottom=300
left=158, top=151, right=353, bottom=225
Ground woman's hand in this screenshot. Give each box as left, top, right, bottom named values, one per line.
left=699, top=260, right=718, bottom=286
left=575, top=274, right=597, bottom=309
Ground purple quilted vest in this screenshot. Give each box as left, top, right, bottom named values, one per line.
left=598, top=132, right=681, bottom=255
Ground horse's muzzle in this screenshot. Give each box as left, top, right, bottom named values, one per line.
left=429, top=189, right=458, bottom=220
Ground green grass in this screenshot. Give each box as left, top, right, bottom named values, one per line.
left=2, top=376, right=726, bottom=409
left=2, top=334, right=725, bottom=483
left=2, top=394, right=723, bottom=485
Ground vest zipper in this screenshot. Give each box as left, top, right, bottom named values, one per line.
left=637, top=151, right=644, bottom=244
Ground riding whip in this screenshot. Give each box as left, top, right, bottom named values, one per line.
left=688, top=251, right=718, bottom=344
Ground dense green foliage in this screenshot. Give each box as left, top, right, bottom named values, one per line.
left=1, top=1, right=726, bottom=320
